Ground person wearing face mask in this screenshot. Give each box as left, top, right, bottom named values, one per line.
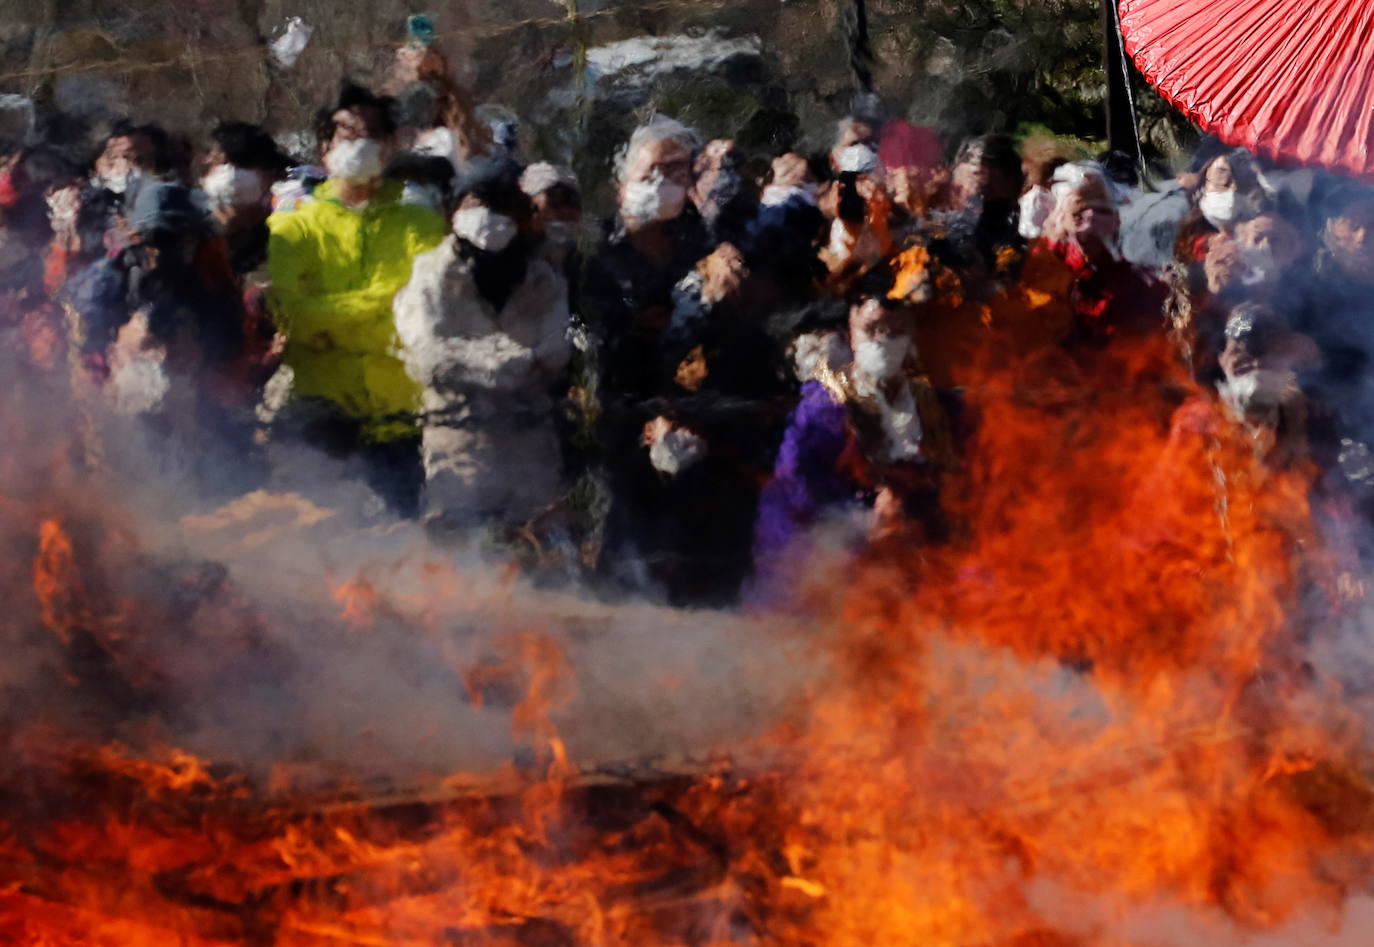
left=199, top=122, right=289, bottom=278
left=384, top=41, right=493, bottom=178
left=265, top=82, right=446, bottom=518
left=1147, top=303, right=1359, bottom=613
left=68, top=179, right=236, bottom=376
left=690, top=139, right=756, bottom=248
left=1022, top=171, right=1165, bottom=347
left=750, top=295, right=952, bottom=605
left=747, top=152, right=826, bottom=303
left=1221, top=210, right=1306, bottom=296
left=1175, top=150, right=1265, bottom=266
left=1201, top=207, right=1310, bottom=322
left=91, top=122, right=167, bottom=200
left=69, top=179, right=258, bottom=493
left=519, top=162, right=582, bottom=297
left=590, top=117, right=790, bottom=602
left=385, top=152, right=456, bottom=216
left=394, top=161, right=571, bottom=538
left=584, top=117, right=709, bottom=404
left=1175, top=205, right=1311, bottom=388
left=828, top=115, right=879, bottom=175
left=818, top=145, right=893, bottom=286
left=1016, top=156, right=1069, bottom=241
left=1212, top=307, right=1310, bottom=434
left=195, top=123, right=293, bottom=400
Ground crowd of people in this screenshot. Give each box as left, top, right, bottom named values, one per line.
left=5, top=44, right=1374, bottom=609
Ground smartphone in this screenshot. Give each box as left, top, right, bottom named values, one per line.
left=406, top=14, right=436, bottom=46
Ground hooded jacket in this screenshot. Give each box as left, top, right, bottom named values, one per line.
left=393, top=234, right=572, bottom=522
left=267, top=178, right=445, bottom=441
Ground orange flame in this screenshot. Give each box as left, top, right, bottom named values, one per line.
left=3, top=317, right=1373, bottom=944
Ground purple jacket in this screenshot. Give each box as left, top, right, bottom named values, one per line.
left=750, top=380, right=857, bottom=600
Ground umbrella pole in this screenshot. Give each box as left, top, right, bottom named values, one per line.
left=1102, top=0, right=1144, bottom=171
left=846, top=0, right=875, bottom=94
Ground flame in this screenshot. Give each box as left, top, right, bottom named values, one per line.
left=33, top=519, right=84, bottom=646
left=3, top=296, right=1374, bottom=944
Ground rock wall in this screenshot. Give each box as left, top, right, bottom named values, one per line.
left=0, top=0, right=1193, bottom=184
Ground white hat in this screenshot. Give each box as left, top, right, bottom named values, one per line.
left=519, top=162, right=578, bottom=197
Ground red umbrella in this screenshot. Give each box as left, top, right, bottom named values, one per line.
left=1118, top=0, right=1374, bottom=180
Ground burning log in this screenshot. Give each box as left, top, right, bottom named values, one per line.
left=0, top=751, right=752, bottom=947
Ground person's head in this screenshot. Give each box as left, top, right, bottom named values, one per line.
left=1230, top=210, right=1304, bottom=288
left=951, top=134, right=1023, bottom=207
left=451, top=159, right=532, bottom=255
left=1219, top=303, right=1280, bottom=374
left=830, top=116, right=877, bottom=172
left=387, top=152, right=456, bottom=214
left=615, top=116, right=699, bottom=229
left=519, top=162, right=581, bottom=245
left=1322, top=188, right=1374, bottom=285
left=93, top=122, right=165, bottom=194
left=1095, top=150, right=1139, bottom=191
left=125, top=181, right=208, bottom=288
left=769, top=152, right=814, bottom=190
left=691, top=138, right=747, bottom=222
left=316, top=83, right=398, bottom=186
left=1218, top=303, right=1296, bottom=414
left=1065, top=190, right=1119, bottom=256
left=201, top=121, right=288, bottom=219
left=392, top=80, right=441, bottom=131
left=476, top=104, right=521, bottom=159
left=849, top=296, right=914, bottom=381
left=879, top=120, right=943, bottom=213
left=1043, top=169, right=1118, bottom=253
left=3, top=146, right=79, bottom=245
left=452, top=160, right=535, bottom=310
left=760, top=152, right=819, bottom=209
left=1195, top=150, right=1262, bottom=229
left=73, top=187, right=118, bottom=259
left=19, top=145, right=82, bottom=197
left=206, top=122, right=289, bottom=177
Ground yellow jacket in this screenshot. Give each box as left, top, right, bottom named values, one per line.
left=267, top=178, right=445, bottom=441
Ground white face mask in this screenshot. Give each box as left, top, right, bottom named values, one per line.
left=761, top=182, right=818, bottom=208
left=453, top=206, right=518, bottom=253
left=543, top=220, right=578, bottom=246
left=96, top=167, right=141, bottom=196
left=1018, top=186, right=1056, bottom=240
left=400, top=181, right=443, bottom=212
left=835, top=144, right=878, bottom=174
left=201, top=164, right=265, bottom=211
left=325, top=138, right=385, bottom=184
left=853, top=336, right=911, bottom=380
left=648, top=427, right=707, bottom=476
left=621, top=175, right=687, bottom=226
left=1199, top=189, right=1251, bottom=228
